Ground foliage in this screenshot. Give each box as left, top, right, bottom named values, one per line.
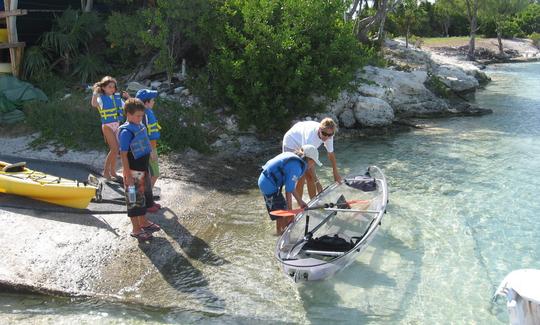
left=204, top=0, right=366, bottom=131
left=23, top=93, right=104, bottom=150
left=409, top=35, right=424, bottom=48
left=390, top=0, right=427, bottom=47
left=22, top=47, right=50, bottom=80
left=140, top=0, right=222, bottom=81
left=530, top=32, right=540, bottom=46
left=105, top=10, right=151, bottom=64
left=516, top=3, right=540, bottom=35
left=22, top=9, right=106, bottom=83
left=425, top=72, right=452, bottom=98
left=152, top=100, right=211, bottom=153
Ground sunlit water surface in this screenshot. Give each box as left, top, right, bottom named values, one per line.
left=2, top=62, right=540, bottom=324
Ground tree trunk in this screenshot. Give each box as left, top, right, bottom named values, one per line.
left=376, top=0, right=389, bottom=47
left=347, top=0, right=362, bottom=21
left=81, top=0, right=93, bottom=12
left=405, top=24, right=410, bottom=48
left=466, top=0, right=478, bottom=61
left=497, top=28, right=504, bottom=56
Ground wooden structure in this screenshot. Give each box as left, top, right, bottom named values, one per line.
left=1, top=0, right=26, bottom=76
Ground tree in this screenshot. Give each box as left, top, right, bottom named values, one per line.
left=434, top=0, right=454, bottom=36
left=393, top=0, right=425, bottom=47
left=484, top=0, right=528, bottom=55
left=442, top=0, right=482, bottom=60
left=353, top=0, right=403, bottom=44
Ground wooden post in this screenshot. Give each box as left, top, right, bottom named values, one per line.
left=3, top=0, right=25, bottom=77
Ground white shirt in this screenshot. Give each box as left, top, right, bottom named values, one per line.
left=282, top=121, right=334, bottom=153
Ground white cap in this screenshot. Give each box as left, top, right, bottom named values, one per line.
left=302, top=144, right=322, bottom=166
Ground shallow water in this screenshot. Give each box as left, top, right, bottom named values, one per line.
left=2, top=62, right=540, bottom=324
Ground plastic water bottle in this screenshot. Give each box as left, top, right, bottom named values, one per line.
left=128, top=185, right=136, bottom=204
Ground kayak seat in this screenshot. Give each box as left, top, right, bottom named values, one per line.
left=2, top=161, right=26, bottom=173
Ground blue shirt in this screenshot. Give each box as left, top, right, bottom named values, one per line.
left=258, top=153, right=306, bottom=195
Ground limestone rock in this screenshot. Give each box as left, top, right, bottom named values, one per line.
left=353, top=96, right=394, bottom=127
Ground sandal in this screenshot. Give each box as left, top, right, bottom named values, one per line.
left=143, top=222, right=161, bottom=233
left=130, top=231, right=153, bottom=242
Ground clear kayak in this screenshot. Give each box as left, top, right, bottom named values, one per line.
left=275, top=166, right=388, bottom=282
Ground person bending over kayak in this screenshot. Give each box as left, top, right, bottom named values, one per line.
left=258, top=144, right=322, bottom=234
left=282, top=118, right=342, bottom=199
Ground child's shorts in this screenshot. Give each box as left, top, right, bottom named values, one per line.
left=149, top=148, right=160, bottom=177
left=125, top=170, right=147, bottom=217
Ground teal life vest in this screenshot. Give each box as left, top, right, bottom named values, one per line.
left=261, top=152, right=307, bottom=189
left=99, top=93, right=124, bottom=124
left=119, top=122, right=152, bottom=159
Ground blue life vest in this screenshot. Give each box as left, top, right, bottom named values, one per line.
left=144, top=109, right=161, bottom=140
left=119, top=122, right=152, bottom=159
left=99, top=93, right=124, bottom=124
left=261, top=152, right=307, bottom=189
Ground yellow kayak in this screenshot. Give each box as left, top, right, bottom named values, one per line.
left=0, top=161, right=100, bottom=209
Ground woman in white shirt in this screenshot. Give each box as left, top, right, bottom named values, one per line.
left=282, top=117, right=342, bottom=199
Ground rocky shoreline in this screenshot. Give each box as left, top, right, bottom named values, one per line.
left=0, top=38, right=539, bottom=299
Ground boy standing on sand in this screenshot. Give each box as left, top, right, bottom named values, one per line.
left=118, top=98, right=161, bottom=242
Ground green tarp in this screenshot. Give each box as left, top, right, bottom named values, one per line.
left=0, top=76, right=48, bottom=124
left=0, top=75, right=48, bottom=103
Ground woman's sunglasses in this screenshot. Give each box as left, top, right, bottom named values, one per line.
left=321, top=130, right=334, bottom=137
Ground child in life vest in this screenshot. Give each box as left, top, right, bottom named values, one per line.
left=118, top=98, right=161, bottom=242
left=135, top=89, right=161, bottom=188
left=91, top=76, right=127, bottom=182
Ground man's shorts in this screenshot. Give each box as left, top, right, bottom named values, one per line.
left=262, top=191, right=286, bottom=221
left=149, top=148, right=160, bottom=177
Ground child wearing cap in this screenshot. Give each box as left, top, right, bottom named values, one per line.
left=118, top=98, right=161, bottom=242
left=258, top=144, right=321, bottom=234
left=135, top=89, right=162, bottom=212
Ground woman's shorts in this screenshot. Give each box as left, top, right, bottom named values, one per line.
left=125, top=170, right=147, bottom=217
left=262, top=191, right=286, bottom=221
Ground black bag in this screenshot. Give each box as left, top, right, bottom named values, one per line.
left=303, top=234, right=355, bottom=252
left=345, top=175, right=377, bottom=192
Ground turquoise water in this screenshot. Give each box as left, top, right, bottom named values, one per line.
left=2, top=62, right=540, bottom=323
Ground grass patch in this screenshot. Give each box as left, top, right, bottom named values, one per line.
left=23, top=93, right=105, bottom=150
left=422, top=36, right=479, bottom=47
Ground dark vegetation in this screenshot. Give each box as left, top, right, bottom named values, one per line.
left=14, top=0, right=540, bottom=152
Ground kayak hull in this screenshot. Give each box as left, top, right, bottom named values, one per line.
left=0, top=161, right=98, bottom=209
left=275, top=166, right=388, bottom=282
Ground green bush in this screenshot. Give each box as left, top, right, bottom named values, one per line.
left=105, top=10, right=151, bottom=65
left=530, top=32, right=540, bottom=47
left=517, top=3, right=540, bottom=35
left=500, top=20, right=525, bottom=38
left=204, top=0, right=366, bottom=131
left=152, top=100, right=211, bottom=153
left=410, top=35, right=424, bottom=48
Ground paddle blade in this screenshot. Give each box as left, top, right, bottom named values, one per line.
left=270, top=208, right=303, bottom=218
